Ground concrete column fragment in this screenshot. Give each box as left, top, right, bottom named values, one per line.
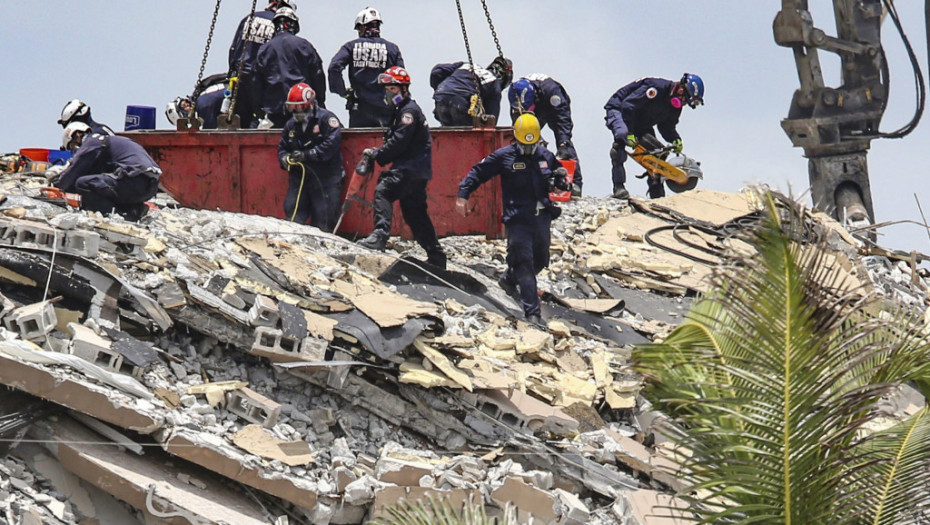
left=67, top=322, right=123, bottom=372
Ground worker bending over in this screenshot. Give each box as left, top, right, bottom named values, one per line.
left=357, top=67, right=447, bottom=270
left=430, top=56, right=512, bottom=126
left=456, top=114, right=568, bottom=325
left=604, top=73, right=704, bottom=199
left=509, top=74, right=582, bottom=197
left=328, top=7, right=405, bottom=127
left=55, top=122, right=161, bottom=221
left=277, top=83, right=344, bottom=231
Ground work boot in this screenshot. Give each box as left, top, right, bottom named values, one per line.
left=647, top=175, right=666, bottom=199
left=526, top=314, right=543, bottom=326
left=116, top=203, right=149, bottom=222
left=357, top=231, right=388, bottom=251
left=426, top=250, right=447, bottom=270
left=571, top=182, right=583, bottom=198
left=611, top=186, right=630, bottom=200
left=498, top=274, right=518, bottom=298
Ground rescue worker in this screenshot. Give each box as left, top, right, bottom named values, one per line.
left=456, top=114, right=568, bottom=325
left=604, top=73, right=704, bottom=199
left=327, top=7, right=405, bottom=128
left=55, top=122, right=161, bottom=221
left=165, top=73, right=227, bottom=129
left=357, top=67, right=447, bottom=270
left=227, top=0, right=297, bottom=127
left=277, top=83, right=344, bottom=231
left=57, top=99, right=115, bottom=136
left=255, top=7, right=326, bottom=128
left=430, top=56, right=512, bottom=126
left=508, top=74, right=582, bottom=197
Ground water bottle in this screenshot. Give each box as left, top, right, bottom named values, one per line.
left=220, top=89, right=232, bottom=114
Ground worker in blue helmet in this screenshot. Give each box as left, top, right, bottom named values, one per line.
left=604, top=73, right=703, bottom=199
left=508, top=74, right=582, bottom=197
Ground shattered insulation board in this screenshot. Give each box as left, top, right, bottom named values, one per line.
left=231, top=425, right=314, bottom=466
left=49, top=418, right=272, bottom=525
left=644, top=189, right=759, bottom=227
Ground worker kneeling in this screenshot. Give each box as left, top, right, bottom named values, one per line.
left=56, top=122, right=160, bottom=221
left=278, top=83, right=344, bottom=231
left=456, top=114, right=568, bottom=325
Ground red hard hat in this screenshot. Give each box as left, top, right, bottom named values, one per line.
left=377, top=66, right=411, bottom=86
left=286, top=82, right=315, bottom=112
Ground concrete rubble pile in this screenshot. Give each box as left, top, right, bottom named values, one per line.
left=0, top=173, right=926, bottom=524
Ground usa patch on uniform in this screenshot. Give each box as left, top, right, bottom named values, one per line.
left=538, top=160, right=547, bottom=169
left=401, top=113, right=414, bottom=125
left=328, top=116, right=340, bottom=128
left=550, top=95, right=562, bottom=107
left=513, top=162, right=526, bottom=170
left=646, top=87, right=658, bottom=99
left=313, top=125, right=321, bottom=133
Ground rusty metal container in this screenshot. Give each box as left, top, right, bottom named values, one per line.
left=123, top=128, right=509, bottom=239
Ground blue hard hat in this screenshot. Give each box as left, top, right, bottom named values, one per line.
left=681, top=73, right=704, bottom=107
left=508, top=78, right=536, bottom=113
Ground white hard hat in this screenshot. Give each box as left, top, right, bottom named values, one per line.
left=62, top=121, right=91, bottom=151
left=58, top=99, right=89, bottom=127
left=354, top=7, right=382, bottom=28
left=165, top=96, right=191, bottom=126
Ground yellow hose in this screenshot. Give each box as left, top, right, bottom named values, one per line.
left=285, top=156, right=306, bottom=222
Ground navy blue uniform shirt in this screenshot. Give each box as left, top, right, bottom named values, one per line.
left=56, top=134, right=160, bottom=193
left=430, top=62, right=502, bottom=119
left=604, top=77, right=681, bottom=143
left=256, top=31, right=327, bottom=118
left=458, top=143, right=559, bottom=225
left=228, top=10, right=276, bottom=75
left=277, top=108, right=345, bottom=173
left=509, top=74, right=573, bottom=147
left=328, top=36, right=404, bottom=108
left=374, top=98, right=432, bottom=179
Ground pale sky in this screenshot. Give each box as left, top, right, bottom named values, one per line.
left=2, top=1, right=929, bottom=255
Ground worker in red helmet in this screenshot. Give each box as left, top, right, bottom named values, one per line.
left=356, top=67, right=447, bottom=270
left=277, top=83, right=344, bottom=231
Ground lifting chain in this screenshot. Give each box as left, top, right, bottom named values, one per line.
left=455, top=0, right=486, bottom=119
left=190, top=0, right=223, bottom=117
left=480, top=0, right=504, bottom=58
left=226, top=0, right=259, bottom=124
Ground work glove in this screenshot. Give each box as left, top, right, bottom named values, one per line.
left=556, top=141, right=573, bottom=160
left=548, top=167, right=571, bottom=192
left=672, top=138, right=683, bottom=154
left=344, top=88, right=358, bottom=110
left=546, top=204, right=562, bottom=220
left=288, top=150, right=307, bottom=164
left=625, top=134, right=637, bottom=148
left=257, top=115, right=273, bottom=130
left=44, top=165, right=65, bottom=183
left=356, top=148, right=377, bottom=176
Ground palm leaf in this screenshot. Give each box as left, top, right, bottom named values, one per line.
left=634, top=192, right=930, bottom=524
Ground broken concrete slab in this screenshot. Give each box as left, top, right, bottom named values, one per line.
left=231, top=424, right=314, bottom=467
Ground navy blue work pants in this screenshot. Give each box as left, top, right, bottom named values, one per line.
left=501, top=217, right=551, bottom=318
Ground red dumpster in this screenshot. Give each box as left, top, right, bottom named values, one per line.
left=123, top=128, right=510, bottom=239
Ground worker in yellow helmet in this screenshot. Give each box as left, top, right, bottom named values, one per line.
left=456, top=114, right=569, bottom=325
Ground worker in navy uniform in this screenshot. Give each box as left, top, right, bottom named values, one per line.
left=165, top=73, right=228, bottom=130
left=228, top=0, right=296, bottom=127
left=456, top=114, right=568, bottom=325
left=277, top=83, right=344, bottom=231
left=604, top=73, right=704, bottom=199
left=327, top=7, right=405, bottom=128
left=255, top=7, right=326, bottom=128
left=509, top=74, right=583, bottom=197
left=57, top=99, right=115, bottom=136
left=430, top=56, right=512, bottom=126
left=55, top=122, right=161, bottom=221
left=357, top=67, right=447, bottom=270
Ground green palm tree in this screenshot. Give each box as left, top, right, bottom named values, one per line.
left=369, top=495, right=516, bottom=525
left=633, top=193, right=930, bottom=524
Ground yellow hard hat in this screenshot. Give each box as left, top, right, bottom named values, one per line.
left=514, top=113, right=540, bottom=145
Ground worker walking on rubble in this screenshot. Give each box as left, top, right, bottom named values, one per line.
left=255, top=7, right=326, bottom=128
left=328, top=7, right=405, bottom=128
left=227, top=0, right=297, bottom=127
left=604, top=73, right=704, bottom=199
left=54, top=122, right=161, bottom=221
left=456, top=114, right=569, bottom=325
left=277, top=83, right=344, bottom=231
left=57, top=99, right=115, bottom=136
left=356, top=67, right=447, bottom=270
left=430, top=56, right=512, bottom=126
left=509, top=74, right=583, bottom=197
